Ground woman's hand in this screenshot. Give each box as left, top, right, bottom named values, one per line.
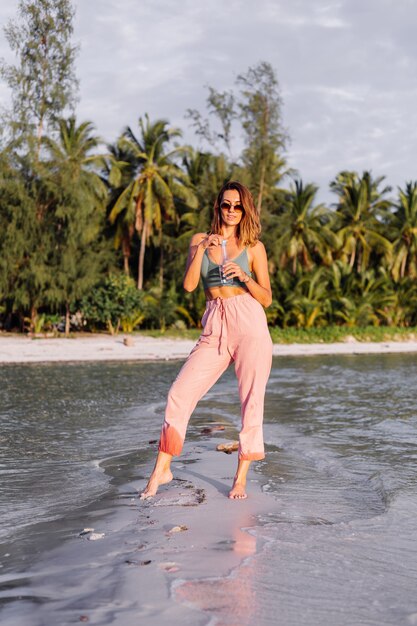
left=200, top=234, right=222, bottom=250
left=222, top=261, right=250, bottom=283
left=183, top=232, right=222, bottom=292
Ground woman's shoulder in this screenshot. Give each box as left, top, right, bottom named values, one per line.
left=247, top=240, right=267, bottom=263
left=190, top=232, right=207, bottom=247
left=249, top=240, right=267, bottom=254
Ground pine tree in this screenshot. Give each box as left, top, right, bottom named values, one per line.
left=0, top=0, right=81, bottom=330
left=186, top=62, right=288, bottom=213
left=42, top=117, right=110, bottom=335
left=236, top=61, right=288, bottom=212
left=0, top=0, right=78, bottom=152
left=0, top=150, right=52, bottom=329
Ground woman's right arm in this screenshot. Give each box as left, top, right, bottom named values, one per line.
left=183, top=233, right=221, bottom=292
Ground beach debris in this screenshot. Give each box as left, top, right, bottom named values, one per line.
left=148, top=439, right=158, bottom=444
left=125, top=559, right=151, bottom=566
left=216, top=441, right=239, bottom=454
left=195, top=488, right=206, bottom=504
left=79, top=616, right=89, bottom=622
left=200, top=425, right=226, bottom=434
left=123, top=337, right=134, bottom=347
left=78, top=528, right=105, bottom=540
left=88, top=532, right=105, bottom=541
left=168, top=524, right=188, bottom=534
left=159, top=561, right=180, bottom=573
left=343, top=335, right=358, bottom=343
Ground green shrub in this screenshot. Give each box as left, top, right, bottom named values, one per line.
left=81, top=275, right=144, bottom=334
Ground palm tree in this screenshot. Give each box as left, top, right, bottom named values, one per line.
left=330, top=171, right=392, bottom=273
left=108, top=115, right=197, bottom=289
left=275, top=178, right=339, bottom=274
left=390, top=182, right=417, bottom=281
left=43, top=117, right=106, bottom=182
left=333, top=269, right=396, bottom=327
left=104, top=142, right=137, bottom=276
left=391, top=278, right=417, bottom=326
left=283, top=266, right=332, bottom=328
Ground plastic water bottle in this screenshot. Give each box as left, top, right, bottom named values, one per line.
left=220, top=240, right=233, bottom=285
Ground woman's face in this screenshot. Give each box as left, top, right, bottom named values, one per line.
left=219, top=189, right=244, bottom=227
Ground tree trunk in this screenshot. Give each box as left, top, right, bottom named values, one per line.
left=400, top=250, right=407, bottom=278
left=122, top=235, right=130, bottom=276
left=36, top=116, right=44, bottom=158
left=256, top=97, right=269, bottom=214
left=256, top=162, right=266, bottom=214
left=159, top=230, right=164, bottom=291
left=65, top=302, right=70, bottom=337
left=138, top=220, right=148, bottom=290
left=357, top=249, right=362, bottom=273
left=30, top=304, right=37, bottom=333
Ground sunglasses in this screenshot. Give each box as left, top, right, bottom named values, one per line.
left=220, top=201, right=244, bottom=213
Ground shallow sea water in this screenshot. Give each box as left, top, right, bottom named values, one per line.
left=1, top=354, right=417, bottom=625
left=177, top=353, right=417, bottom=626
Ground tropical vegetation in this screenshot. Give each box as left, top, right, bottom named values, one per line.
left=0, top=1, right=416, bottom=336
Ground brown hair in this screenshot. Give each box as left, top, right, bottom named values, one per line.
left=210, top=181, right=261, bottom=246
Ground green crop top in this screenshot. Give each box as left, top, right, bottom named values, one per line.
left=201, top=248, right=252, bottom=289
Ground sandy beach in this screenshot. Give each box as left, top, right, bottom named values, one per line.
left=2, top=333, right=417, bottom=363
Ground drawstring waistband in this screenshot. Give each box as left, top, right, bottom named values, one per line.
left=218, top=299, right=227, bottom=355
left=205, top=293, right=251, bottom=355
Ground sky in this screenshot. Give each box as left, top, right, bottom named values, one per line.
left=1, top=0, right=417, bottom=204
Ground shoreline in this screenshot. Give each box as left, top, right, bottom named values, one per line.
left=2, top=333, right=417, bottom=363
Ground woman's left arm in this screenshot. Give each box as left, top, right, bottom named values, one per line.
left=223, top=241, right=272, bottom=307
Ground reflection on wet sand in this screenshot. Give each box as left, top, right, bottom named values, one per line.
left=175, top=511, right=258, bottom=626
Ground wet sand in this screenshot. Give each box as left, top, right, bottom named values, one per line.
left=2, top=333, right=417, bottom=363
left=1, top=439, right=277, bottom=626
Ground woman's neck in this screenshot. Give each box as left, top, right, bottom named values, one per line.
left=221, top=226, right=237, bottom=241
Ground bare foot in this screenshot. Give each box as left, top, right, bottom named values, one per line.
left=140, top=469, right=173, bottom=500
left=228, top=481, right=247, bottom=500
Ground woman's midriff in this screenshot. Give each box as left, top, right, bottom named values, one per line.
left=204, top=286, right=248, bottom=300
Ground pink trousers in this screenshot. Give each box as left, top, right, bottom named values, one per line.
left=159, top=292, right=273, bottom=461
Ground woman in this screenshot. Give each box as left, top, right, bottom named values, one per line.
left=140, top=181, right=273, bottom=500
